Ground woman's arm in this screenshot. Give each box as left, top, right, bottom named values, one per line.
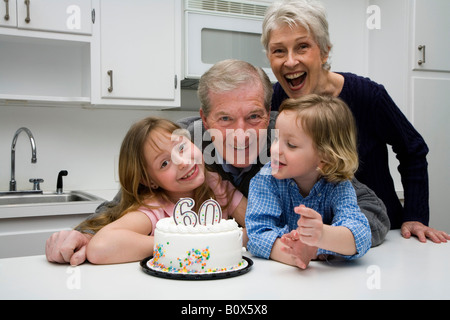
left=86, top=210, right=154, bottom=264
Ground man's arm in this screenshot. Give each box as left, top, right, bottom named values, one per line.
left=46, top=190, right=123, bottom=265
left=352, top=178, right=390, bottom=247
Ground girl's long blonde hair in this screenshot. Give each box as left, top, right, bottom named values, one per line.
left=76, top=117, right=225, bottom=234
left=279, top=94, right=359, bottom=183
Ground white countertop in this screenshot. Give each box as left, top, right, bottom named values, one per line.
left=0, top=231, right=448, bottom=300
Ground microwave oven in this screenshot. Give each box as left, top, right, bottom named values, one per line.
left=182, top=0, right=276, bottom=88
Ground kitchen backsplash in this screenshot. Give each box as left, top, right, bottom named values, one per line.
left=0, top=91, right=199, bottom=194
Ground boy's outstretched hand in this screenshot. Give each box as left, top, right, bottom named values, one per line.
left=280, top=230, right=318, bottom=269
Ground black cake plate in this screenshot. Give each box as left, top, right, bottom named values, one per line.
left=140, top=256, right=253, bottom=281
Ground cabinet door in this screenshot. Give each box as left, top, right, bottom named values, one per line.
left=413, top=0, right=450, bottom=72
left=99, top=0, right=178, bottom=103
left=0, top=0, right=17, bottom=28
left=414, top=77, right=450, bottom=231
left=16, top=0, right=92, bottom=35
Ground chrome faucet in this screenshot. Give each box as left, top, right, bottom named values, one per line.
left=9, top=127, right=37, bottom=191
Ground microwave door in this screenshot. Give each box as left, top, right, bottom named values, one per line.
left=185, top=12, right=274, bottom=81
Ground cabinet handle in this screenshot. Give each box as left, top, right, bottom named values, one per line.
left=4, top=0, right=9, bottom=21
left=24, top=0, right=30, bottom=23
left=107, top=70, right=113, bottom=92
left=418, top=45, right=426, bottom=65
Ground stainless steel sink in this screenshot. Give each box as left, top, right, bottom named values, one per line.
left=0, top=191, right=103, bottom=206
left=0, top=191, right=105, bottom=218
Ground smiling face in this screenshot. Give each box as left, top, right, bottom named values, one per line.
left=267, top=24, right=329, bottom=99
left=271, top=110, right=322, bottom=193
left=143, top=129, right=205, bottom=201
left=200, top=82, right=270, bottom=168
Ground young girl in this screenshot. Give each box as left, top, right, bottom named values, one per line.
left=81, top=117, right=247, bottom=264
left=246, top=94, right=371, bottom=269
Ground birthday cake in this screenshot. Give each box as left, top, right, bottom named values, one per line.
left=147, top=198, right=246, bottom=274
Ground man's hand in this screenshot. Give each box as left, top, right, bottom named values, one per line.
left=45, top=230, right=92, bottom=266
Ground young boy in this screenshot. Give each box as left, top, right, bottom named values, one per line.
left=246, top=94, right=372, bottom=269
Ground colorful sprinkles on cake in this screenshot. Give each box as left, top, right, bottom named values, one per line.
left=152, top=244, right=165, bottom=263
left=177, top=247, right=210, bottom=270
left=149, top=245, right=247, bottom=274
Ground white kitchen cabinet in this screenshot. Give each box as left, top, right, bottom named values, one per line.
left=0, top=35, right=91, bottom=105
left=409, top=1, right=450, bottom=231
left=1, top=0, right=92, bottom=35
left=91, top=0, right=181, bottom=108
left=413, top=77, right=450, bottom=229
left=0, top=213, right=93, bottom=258
left=413, top=0, right=450, bottom=72
left=0, top=0, right=92, bottom=105
left=0, top=0, right=17, bottom=28
left=0, top=192, right=105, bottom=259
left=1, top=1, right=182, bottom=109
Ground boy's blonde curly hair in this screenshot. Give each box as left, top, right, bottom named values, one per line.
left=280, top=94, right=359, bottom=183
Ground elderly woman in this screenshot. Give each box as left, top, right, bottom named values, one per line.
left=263, top=0, right=449, bottom=243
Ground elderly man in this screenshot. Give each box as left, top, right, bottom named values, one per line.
left=46, top=60, right=389, bottom=266
left=182, top=59, right=275, bottom=196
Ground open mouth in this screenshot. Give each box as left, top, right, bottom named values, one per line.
left=227, top=140, right=251, bottom=151
left=180, top=165, right=197, bottom=180
left=285, top=72, right=307, bottom=89
left=271, top=159, right=286, bottom=168
left=233, top=145, right=249, bottom=151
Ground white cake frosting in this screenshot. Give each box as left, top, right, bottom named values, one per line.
left=149, top=217, right=245, bottom=273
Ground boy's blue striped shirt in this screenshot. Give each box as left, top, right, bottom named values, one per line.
left=246, top=162, right=372, bottom=260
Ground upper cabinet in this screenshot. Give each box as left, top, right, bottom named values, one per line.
left=413, top=0, right=450, bottom=72
left=90, top=0, right=181, bottom=108
left=0, top=0, right=17, bottom=28
left=0, top=0, right=93, bottom=105
left=1, top=0, right=92, bottom=35
left=0, top=0, right=181, bottom=109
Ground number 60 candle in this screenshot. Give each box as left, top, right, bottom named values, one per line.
left=173, top=198, right=198, bottom=227
left=173, top=198, right=222, bottom=227
left=199, top=199, right=222, bottom=225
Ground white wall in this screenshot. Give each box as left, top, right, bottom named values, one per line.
left=366, top=0, right=410, bottom=193
left=322, top=0, right=369, bottom=76
left=0, top=105, right=197, bottom=194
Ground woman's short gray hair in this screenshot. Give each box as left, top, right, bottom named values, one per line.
left=262, top=0, right=333, bottom=70
left=197, top=59, right=273, bottom=116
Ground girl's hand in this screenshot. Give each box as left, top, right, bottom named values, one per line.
left=295, top=205, right=324, bottom=247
